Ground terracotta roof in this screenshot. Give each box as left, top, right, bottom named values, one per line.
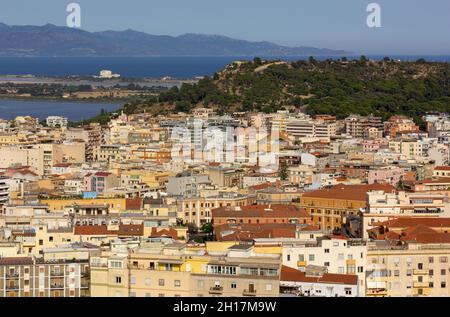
left=125, top=198, right=143, bottom=210
left=302, top=183, right=397, bottom=201
left=380, top=217, right=450, bottom=228
left=215, top=223, right=296, bottom=241
left=150, top=227, right=178, bottom=239
left=434, top=166, right=450, bottom=171
left=280, top=266, right=358, bottom=285
left=75, top=224, right=143, bottom=236
left=0, top=257, right=34, bottom=266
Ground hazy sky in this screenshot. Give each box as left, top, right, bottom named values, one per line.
left=1, top=0, right=450, bottom=55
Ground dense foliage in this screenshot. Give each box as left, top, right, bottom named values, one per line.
left=123, top=57, right=450, bottom=124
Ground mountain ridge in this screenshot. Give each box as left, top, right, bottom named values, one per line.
left=0, top=23, right=352, bottom=57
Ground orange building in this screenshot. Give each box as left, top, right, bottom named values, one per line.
left=300, top=183, right=396, bottom=233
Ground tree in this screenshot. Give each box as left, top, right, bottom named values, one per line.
left=201, top=222, right=213, bottom=234
left=279, top=160, right=288, bottom=181
left=253, top=57, right=262, bottom=66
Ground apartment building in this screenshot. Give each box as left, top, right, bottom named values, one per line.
left=364, top=191, right=450, bottom=238
left=287, top=117, right=336, bottom=140
left=389, top=139, right=424, bottom=159
left=366, top=237, right=450, bottom=297
left=345, top=114, right=383, bottom=138
left=0, top=256, right=90, bottom=297
left=179, top=193, right=255, bottom=227
left=90, top=242, right=280, bottom=297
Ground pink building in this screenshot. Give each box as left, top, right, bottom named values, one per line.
left=368, top=166, right=405, bottom=186
left=84, top=172, right=119, bottom=193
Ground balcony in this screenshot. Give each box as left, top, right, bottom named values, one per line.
left=209, top=286, right=223, bottom=295
left=243, top=289, right=257, bottom=296
left=50, top=271, right=64, bottom=277
left=413, top=282, right=429, bottom=288
left=81, top=283, right=90, bottom=289
left=5, top=272, right=19, bottom=279
left=5, top=285, right=19, bottom=290
left=366, top=288, right=387, bottom=296
left=413, top=269, right=428, bottom=275
left=50, top=284, right=65, bottom=289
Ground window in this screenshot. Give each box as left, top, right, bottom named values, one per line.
left=429, top=269, right=434, bottom=276
left=418, top=263, right=423, bottom=270
left=266, top=284, right=272, bottom=291
left=115, top=276, right=122, bottom=284
left=324, top=262, right=330, bottom=267
left=338, top=253, right=344, bottom=260
left=345, top=288, right=352, bottom=295
left=324, top=249, right=330, bottom=253
left=174, top=280, right=181, bottom=287
left=441, top=282, right=446, bottom=288
left=159, top=279, right=165, bottom=286
left=338, top=267, right=344, bottom=273
left=298, top=254, right=305, bottom=262
left=429, top=257, right=434, bottom=263
left=110, top=261, right=122, bottom=269
left=309, top=255, right=315, bottom=261
left=130, top=292, right=136, bottom=297
left=406, top=269, right=412, bottom=276
left=130, top=276, right=136, bottom=285
left=197, top=280, right=205, bottom=289
left=394, top=270, right=400, bottom=277
left=418, top=276, right=423, bottom=282
left=440, top=256, right=448, bottom=263
left=145, top=278, right=151, bottom=286
left=441, top=269, right=446, bottom=276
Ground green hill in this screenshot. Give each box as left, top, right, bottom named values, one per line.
left=123, top=57, right=450, bottom=124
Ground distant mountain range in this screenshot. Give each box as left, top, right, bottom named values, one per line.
left=0, top=23, right=351, bottom=57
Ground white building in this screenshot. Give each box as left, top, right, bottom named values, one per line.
left=280, top=265, right=359, bottom=297
left=283, top=237, right=366, bottom=295
left=46, top=116, right=68, bottom=128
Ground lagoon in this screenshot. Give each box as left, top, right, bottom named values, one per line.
left=0, top=98, right=122, bottom=121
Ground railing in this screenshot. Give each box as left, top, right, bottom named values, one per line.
left=5, top=285, right=19, bottom=290
left=50, top=271, right=64, bottom=277
left=50, top=284, right=65, bottom=289
left=243, top=289, right=257, bottom=296
left=81, top=283, right=90, bottom=288
left=5, top=272, right=19, bottom=278
left=209, top=286, right=223, bottom=294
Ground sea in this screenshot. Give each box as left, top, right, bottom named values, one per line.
left=0, top=55, right=449, bottom=79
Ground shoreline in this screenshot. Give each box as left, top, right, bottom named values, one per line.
left=0, top=95, right=127, bottom=104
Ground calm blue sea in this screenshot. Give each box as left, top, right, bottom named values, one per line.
left=0, top=98, right=121, bottom=121
left=0, top=56, right=448, bottom=79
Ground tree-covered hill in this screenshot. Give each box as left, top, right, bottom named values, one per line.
left=123, top=57, right=450, bottom=124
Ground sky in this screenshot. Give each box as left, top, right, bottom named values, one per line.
left=0, top=0, right=450, bottom=55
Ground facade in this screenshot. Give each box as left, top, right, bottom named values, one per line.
left=0, top=256, right=90, bottom=297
